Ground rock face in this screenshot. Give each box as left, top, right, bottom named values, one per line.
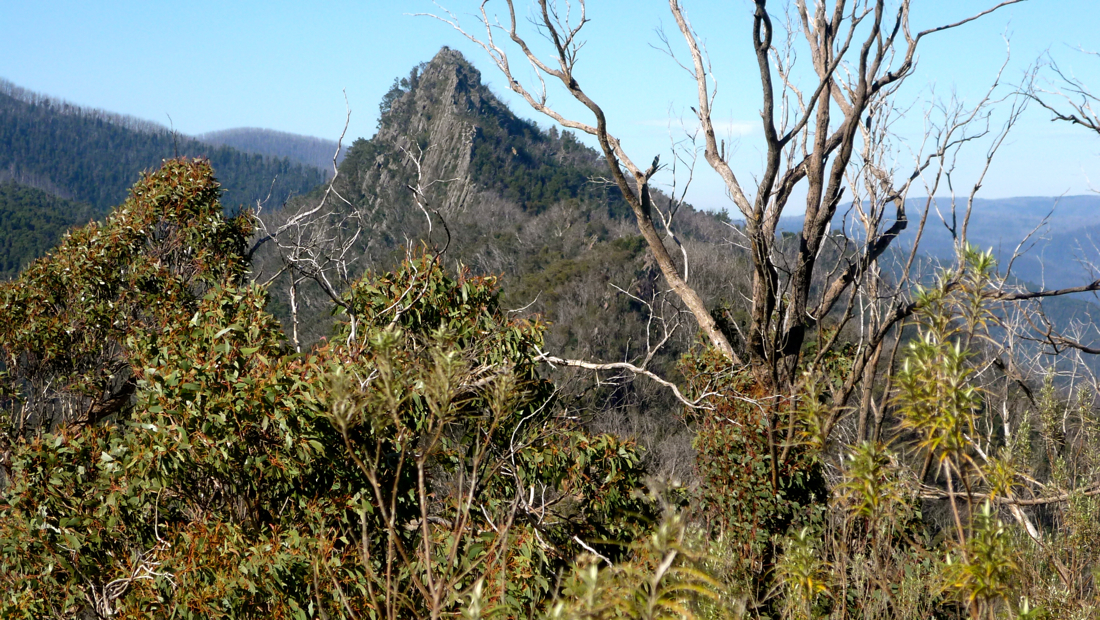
left=335, top=46, right=612, bottom=227
left=339, top=47, right=502, bottom=223
left=365, top=47, right=481, bottom=211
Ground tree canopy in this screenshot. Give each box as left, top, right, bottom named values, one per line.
left=0, top=159, right=650, bottom=618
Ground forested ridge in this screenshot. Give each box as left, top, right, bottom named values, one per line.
left=3, top=3, right=1100, bottom=617
left=0, top=79, right=327, bottom=279
left=0, top=79, right=325, bottom=213
left=196, top=127, right=345, bottom=174
left=0, top=182, right=95, bottom=278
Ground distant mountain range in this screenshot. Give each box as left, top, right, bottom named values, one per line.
left=902, top=195, right=1099, bottom=290
left=0, top=79, right=325, bottom=212
left=777, top=194, right=1100, bottom=292
left=196, top=127, right=345, bottom=175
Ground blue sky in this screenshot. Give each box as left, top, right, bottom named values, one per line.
left=1, top=1, right=1098, bottom=211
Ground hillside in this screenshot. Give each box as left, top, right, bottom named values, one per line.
left=256, top=49, right=748, bottom=472
left=0, top=181, right=95, bottom=278
left=261, top=48, right=745, bottom=355
left=0, top=79, right=325, bottom=214
left=196, top=127, right=344, bottom=174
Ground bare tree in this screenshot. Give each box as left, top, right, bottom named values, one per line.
left=421, top=0, right=1100, bottom=443
left=1029, top=50, right=1100, bottom=136
left=251, top=96, right=460, bottom=351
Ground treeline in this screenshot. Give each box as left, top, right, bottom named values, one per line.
left=0, top=78, right=168, bottom=135
left=0, top=181, right=95, bottom=278
left=0, top=83, right=325, bottom=213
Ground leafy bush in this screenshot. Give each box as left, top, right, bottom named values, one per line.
left=0, top=158, right=253, bottom=433
left=0, top=160, right=652, bottom=618
left=679, top=349, right=828, bottom=576
left=316, top=255, right=652, bottom=617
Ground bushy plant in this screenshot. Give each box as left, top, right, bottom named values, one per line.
left=678, top=346, right=828, bottom=608
left=316, top=255, right=652, bottom=618
left=0, top=160, right=653, bottom=618
left=0, top=158, right=253, bottom=433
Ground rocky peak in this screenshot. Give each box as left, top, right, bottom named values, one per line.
left=337, top=47, right=614, bottom=222
left=360, top=48, right=495, bottom=210
left=377, top=47, right=489, bottom=140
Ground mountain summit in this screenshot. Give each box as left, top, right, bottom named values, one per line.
left=255, top=47, right=737, bottom=474
left=334, top=47, right=622, bottom=224
left=260, top=49, right=737, bottom=425
left=362, top=47, right=483, bottom=209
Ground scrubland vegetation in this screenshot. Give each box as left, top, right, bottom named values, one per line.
left=3, top=1, right=1100, bottom=619
left=0, top=161, right=1096, bottom=619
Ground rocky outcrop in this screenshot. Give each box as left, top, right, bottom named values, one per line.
left=348, top=47, right=486, bottom=214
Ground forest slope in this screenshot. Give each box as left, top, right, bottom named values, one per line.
left=0, top=79, right=324, bottom=214
left=0, top=181, right=96, bottom=278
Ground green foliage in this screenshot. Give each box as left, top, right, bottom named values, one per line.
left=680, top=348, right=827, bottom=561
left=0, top=158, right=253, bottom=432
left=0, top=162, right=653, bottom=617
left=836, top=441, right=910, bottom=525
left=318, top=255, right=653, bottom=617
left=0, top=182, right=96, bottom=278
left=895, top=250, right=997, bottom=463
left=942, top=502, right=1020, bottom=610
left=896, top=333, right=982, bottom=464
left=542, top=509, right=734, bottom=620
left=0, top=283, right=333, bottom=618
left=775, top=527, right=830, bottom=620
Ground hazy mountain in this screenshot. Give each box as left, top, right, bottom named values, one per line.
left=778, top=195, right=1100, bottom=291
left=774, top=196, right=1100, bottom=363
left=196, top=127, right=345, bottom=175
left=0, top=78, right=324, bottom=213
left=886, top=195, right=1099, bottom=290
